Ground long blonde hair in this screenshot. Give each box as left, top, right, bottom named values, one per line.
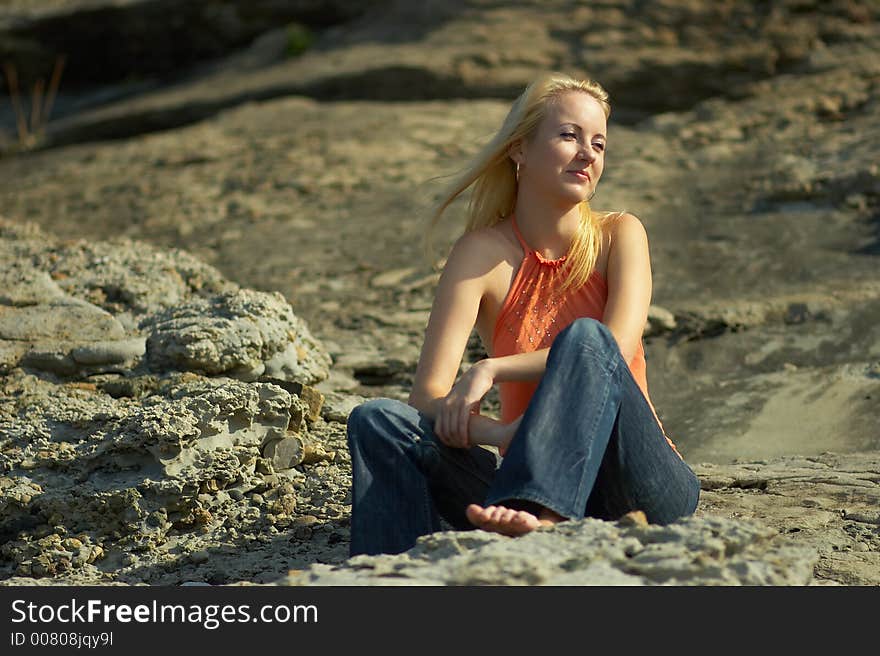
left=431, top=72, right=614, bottom=293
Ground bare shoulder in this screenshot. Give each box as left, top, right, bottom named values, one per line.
left=443, top=223, right=517, bottom=275
left=452, top=224, right=508, bottom=253
left=461, top=222, right=516, bottom=253
left=593, top=211, right=648, bottom=276
left=604, top=211, right=648, bottom=242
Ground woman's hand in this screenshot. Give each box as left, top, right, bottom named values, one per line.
left=433, top=359, right=496, bottom=448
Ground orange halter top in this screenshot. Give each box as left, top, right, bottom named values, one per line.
left=491, top=216, right=678, bottom=455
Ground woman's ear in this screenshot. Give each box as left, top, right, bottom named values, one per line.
left=508, top=140, right=525, bottom=166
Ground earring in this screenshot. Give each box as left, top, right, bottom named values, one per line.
left=515, top=161, right=520, bottom=182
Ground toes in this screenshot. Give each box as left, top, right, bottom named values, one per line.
left=466, top=504, right=488, bottom=526
left=488, top=506, right=507, bottom=523
left=512, top=511, right=540, bottom=530
left=467, top=504, right=546, bottom=536
left=500, top=507, right=519, bottom=524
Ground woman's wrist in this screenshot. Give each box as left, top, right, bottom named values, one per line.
left=472, top=357, right=498, bottom=383
left=466, top=414, right=497, bottom=446
left=477, top=349, right=549, bottom=383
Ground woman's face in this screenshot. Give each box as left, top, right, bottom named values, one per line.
left=514, top=91, right=607, bottom=207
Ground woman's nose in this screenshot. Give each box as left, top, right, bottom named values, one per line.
left=577, top=143, right=594, bottom=162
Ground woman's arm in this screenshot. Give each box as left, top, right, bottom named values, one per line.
left=472, top=349, right=549, bottom=382
left=408, top=231, right=499, bottom=447
left=602, top=213, right=653, bottom=362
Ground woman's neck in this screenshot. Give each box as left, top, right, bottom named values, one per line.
left=513, top=194, right=581, bottom=260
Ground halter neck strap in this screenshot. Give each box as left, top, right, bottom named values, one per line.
left=510, top=215, right=568, bottom=265
left=510, top=215, right=533, bottom=254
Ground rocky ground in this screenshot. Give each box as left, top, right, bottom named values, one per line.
left=0, top=0, right=878, bottom=585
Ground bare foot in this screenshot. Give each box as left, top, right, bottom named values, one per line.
left=465, top=504, right=562, bottom=537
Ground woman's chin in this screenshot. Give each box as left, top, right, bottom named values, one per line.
left=559, top=189, right=592, bottom=206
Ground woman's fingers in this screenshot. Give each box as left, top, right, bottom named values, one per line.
left=436, top=398, right=459, bottom=447
left=456, top=403, right=470, bottom=447
left=436, top=396, right=460, bottom=448
left=435, top=392, right=481, bottom=449
left=437, top=369, right=493, bottom=449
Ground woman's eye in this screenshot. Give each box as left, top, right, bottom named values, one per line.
left=561, top=132, right=576, bottom=140
left=593, top=142, right=605, bottom=151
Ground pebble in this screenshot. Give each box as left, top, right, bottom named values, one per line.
left=190, top=550, right=210, bottom=564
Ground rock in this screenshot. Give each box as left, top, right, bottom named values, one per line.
left=693, top=452, right=880, bottom=585
left=0, top=218, right=330, bottom=383
left=15, top=0, right=874, bottom=150
left=0, top=0, right=382, bottom=91
left=286, top=515, right=817, bottom=586
left=98, top=375, right=161, bottom=399
left=190, top=550, right=210, bottom=565
left=0, top=301, right=124, bottom=341
left=644, top=305, right=676, bottom=337
left=259, top=377, right=325, bottom=423
left=0, top=266, right=65, bottom=305
left=70, top=338, right=146, bottom=365
left=0, top=219, right=341, bottom=583
left=263, top=436, right=305, bottom=470
left=618, top=510, right=648, bottom=527
left=0, top=219, right=235, bottom=318
left=300, top=437, right=335, bottom=466
left=320, top=391, right=365, bottom=424
left=142, top=289, right=330, bottom=384
left=370, top=266, right=419, bottom=288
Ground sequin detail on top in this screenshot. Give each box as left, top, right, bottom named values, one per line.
left=494, top=239, right=606, bottom=354
left=491, top=216, right=679, bottom=456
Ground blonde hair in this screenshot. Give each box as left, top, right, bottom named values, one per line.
left=431, top=71, right=614, bottom=293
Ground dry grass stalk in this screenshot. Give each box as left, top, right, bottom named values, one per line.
left=43, top=56, right=66, bottom=125
left=2, top=62, right=28, bottom=143
left=2, top=55, right=66, bottom=150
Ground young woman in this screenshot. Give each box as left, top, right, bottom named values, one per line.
left=346, top=72, right=700, bottom=556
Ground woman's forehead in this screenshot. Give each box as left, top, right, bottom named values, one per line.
left=545, top=92, right=607, bottom=132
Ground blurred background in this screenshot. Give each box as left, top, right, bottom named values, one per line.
left=2, top=0, right=879, bottom=464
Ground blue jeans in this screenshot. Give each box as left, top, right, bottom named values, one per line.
left=346, top=318, right=700, bottom=556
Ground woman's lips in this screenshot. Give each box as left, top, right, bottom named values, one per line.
left=569, top=170, right=591, bottom=182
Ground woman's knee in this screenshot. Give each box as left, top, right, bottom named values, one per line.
left=684, top=473, right=701, bottom=516
left=346, top=398, right=413, bottom=446
left=553, top=317, right=616, bottom=354
left=654, top=471, right=701, bottom=525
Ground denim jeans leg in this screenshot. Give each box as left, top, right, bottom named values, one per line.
left=347, top=398, right=499, bottom=556
left=486, top=317, right=700, bottom=524
left=582, top=374, right=701, bottom=524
